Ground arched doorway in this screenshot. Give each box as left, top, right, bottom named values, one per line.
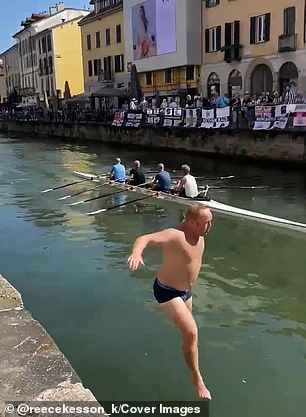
left=207, top=72, right=220, bottom=99
left=279, top=62, right=298, bottom=95
left=228, top=69, right=242, bottom=98
left=251, top=64, right=273, bottom=96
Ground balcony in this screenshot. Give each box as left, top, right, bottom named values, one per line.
left=278, top=34, right=297, bottom=52
left=222, top=45, right=241, bottom=63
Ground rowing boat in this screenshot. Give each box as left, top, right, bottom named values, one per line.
left=72, top=171, right=306, bottom=232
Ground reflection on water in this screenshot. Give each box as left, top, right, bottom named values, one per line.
left=0, top=134, right=306, bottom=416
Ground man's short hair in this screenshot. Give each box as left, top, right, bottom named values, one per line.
left=116, top=157, right=121, bottom=163
left=157, top=163, right=164, bottom=170
left=181, top=164, right=190, bottom=174
left=185, top=203, right=211, bottom=221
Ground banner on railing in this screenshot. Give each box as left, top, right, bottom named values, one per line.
left=124, top=111, right=144, bottom=127
left=253, top=105, right=290, bottom=130
left=292, top=104, right=306, bottom=127
left=112, top=111, right=125, bottom=127
left=163, top=108, right=183, bottom=127
left=146, top=108, right=162, bottom=126
left=200, top=107, right=230, bottom=129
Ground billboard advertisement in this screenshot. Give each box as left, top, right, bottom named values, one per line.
left=132, top=0, right=176, bottom=60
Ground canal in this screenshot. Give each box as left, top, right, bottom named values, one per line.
left=0, top=132, right=305, bottom=417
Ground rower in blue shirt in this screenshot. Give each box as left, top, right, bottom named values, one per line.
left=151, top=163, right=171, bottom=193
left=110, top=158, right=126, bottom=183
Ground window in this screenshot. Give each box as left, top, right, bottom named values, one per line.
left=105, top=28, right=111, bottom=46
left=48, top=56, right=53, bottom=73
left=206, top=0, right=219, bottom=7
left=87, top=34, right=92, bottom=50
left=88, top=60, right=93, bottom=77
left=164, top=68, right=172, bottom=83
left=224, top=21, right=240, bottom=61
left=47, top=34, right=52, bottom=52
left=96, top=31, right=101, bottom=48
left=38, top=40, right=41, bottom=54
left=205, top=26, right=221, bottom=52
left=250, top=14, right=271, bottom=44
left=42, top=37, right=47, bottom=53
left=114, top=54, right=124, bottom=72
left=186, top=65, right=195, bottom=81
left=116, top=25, right=121, bottom=43
left=103, top=56, right=112, bottom=79
left=145, top=72, right=152, bottom=85
left=284, top=7, right=295, bottom=35
left=94, top=59, right=101, bottom=76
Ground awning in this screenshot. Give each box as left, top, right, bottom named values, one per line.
left=92, top=87, right=130, bottom=98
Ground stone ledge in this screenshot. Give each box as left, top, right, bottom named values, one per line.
left=0, top=275, right=101, bottom=417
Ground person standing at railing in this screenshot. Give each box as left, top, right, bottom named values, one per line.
left=284, top=85, right=296, bottom=104
left=231, top=93, right=241, bottom=127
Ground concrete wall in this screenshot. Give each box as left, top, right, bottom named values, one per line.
left=1, top=121, right=305, bottom=166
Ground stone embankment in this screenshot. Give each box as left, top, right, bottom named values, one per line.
left=1, top=120, right=306, bottom=166
left=0, top=274, right=101, bottom=417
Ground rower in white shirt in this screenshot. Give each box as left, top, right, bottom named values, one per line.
left=174, top=164, right=199, bottom=198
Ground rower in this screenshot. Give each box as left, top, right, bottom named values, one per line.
left=150, top=163, right=171, bottom=193
left=174, top=164, right=198, bottom=198
left=128, top=160, right=146, bottom=186
left=110, top=157, right=126, bottom=183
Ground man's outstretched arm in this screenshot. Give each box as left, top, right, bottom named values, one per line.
left=127, top=228, right=176, bottom=271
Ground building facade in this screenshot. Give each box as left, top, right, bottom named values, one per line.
left=79, top=0, right=128, bottom=95
left=202, top=0, right=306, bottom=98
left=1, top=45, right=21, bottom=103
left=123, top=0, right=202, bottom=104
left=12, top=4, right=89, bottom=108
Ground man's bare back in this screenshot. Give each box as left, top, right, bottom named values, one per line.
left=127, top=203, right=213, bottom=400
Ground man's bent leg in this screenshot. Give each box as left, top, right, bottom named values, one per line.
left=160, top=297, right=211, bottom=400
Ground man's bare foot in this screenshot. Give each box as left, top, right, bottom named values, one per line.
left=193, top=376, right=212, bottom=400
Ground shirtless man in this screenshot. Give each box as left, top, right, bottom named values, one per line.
left=127, top=203, right=213, bottom=400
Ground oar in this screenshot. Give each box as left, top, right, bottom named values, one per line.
left=199, top=185, right=268, bottom=190
left=41, top=172, right=106, bottom=193
left=86, top=193, right=158, bottom=216
left=68, top=181, right=151, bottom=206
left=58, top=180, right=110, bottom=201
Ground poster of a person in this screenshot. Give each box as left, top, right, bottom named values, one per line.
left=132, top=1, right=157, bottom=60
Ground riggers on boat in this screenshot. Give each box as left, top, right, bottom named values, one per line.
left=72, top=171, right=306, bottom=232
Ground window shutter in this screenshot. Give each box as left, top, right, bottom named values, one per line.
left=250, top=17, right=256, bottom=44
left=205, top=29, right=210, bottom=52
left=216, top=26, right=222, bottom=50
left=234, top=20, right=240, bottom=45
left=225, top=23, right=232, bottom=46
left=264, top=13, right=271, bottom=42
left=288, top=7, right=295, bottom=35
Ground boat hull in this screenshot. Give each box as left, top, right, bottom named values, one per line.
left=72, top=171, right=306, bottom=232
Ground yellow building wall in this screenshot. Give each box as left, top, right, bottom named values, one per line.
left=140, top=67, right=199, bottom=95
left=53, top=19, right=85, bottom=97
left=81, top=10, right=125, bottom=85
left=203, top=0, right=305, bottom=65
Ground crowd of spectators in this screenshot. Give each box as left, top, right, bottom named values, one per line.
left=1, top=86, right=304, bottom=128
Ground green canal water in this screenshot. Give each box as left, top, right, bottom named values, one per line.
left=0, top=133, right=306, bottom=416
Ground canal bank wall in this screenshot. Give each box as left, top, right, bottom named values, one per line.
left=0, top=274, right=100, bottom=417
left=1, top=120, right=306, bottom=167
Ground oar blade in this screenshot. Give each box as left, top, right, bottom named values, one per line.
left=58, top=195, right=71, bottom=201
left=41, top=188, right=53, bottom=193
left=86, top=208, right=107, bottom=215
left=67, top=200, right=85, bottom=207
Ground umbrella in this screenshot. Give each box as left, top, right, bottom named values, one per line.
left=129, top=64, right=142, bottom=102
left=64, top=81, right=71, bottom=100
